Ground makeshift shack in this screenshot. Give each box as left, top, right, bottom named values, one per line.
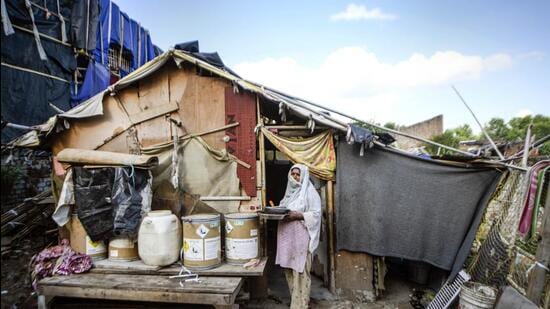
left=9, top=43, right=545, bottom=308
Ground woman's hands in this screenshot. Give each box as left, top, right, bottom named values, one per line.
left=283, top=210, right=304, bottom=222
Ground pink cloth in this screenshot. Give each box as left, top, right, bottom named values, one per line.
left=276, top=220, right=310, bottom=273
left=518, top=161, right=549, bottom=235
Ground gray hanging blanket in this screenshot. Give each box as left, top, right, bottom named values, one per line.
left=336, top=141, right=502, bottom=276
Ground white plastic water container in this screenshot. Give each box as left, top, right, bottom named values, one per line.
left=138, top=210, right=181, bottom=266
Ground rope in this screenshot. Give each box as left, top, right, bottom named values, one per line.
left=1, top=62, right=70, bottom=83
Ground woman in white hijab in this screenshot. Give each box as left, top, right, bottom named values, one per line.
left=276, top=164, right=321, bottom=309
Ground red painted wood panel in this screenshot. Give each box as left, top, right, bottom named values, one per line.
left=225, top=88, right=257, bottom=197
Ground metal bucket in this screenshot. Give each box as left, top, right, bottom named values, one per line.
left=224, top=213, right=259, bottom=265
left=459, top=282, right=497, bottom=309
left=181, top=214, right=221, bottom=270
left=108, top=237, right=138, bottom=261
left=69, top=214, right=106, bottom=261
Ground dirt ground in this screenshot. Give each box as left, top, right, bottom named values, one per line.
left=1, top=229, right=56, bottom=309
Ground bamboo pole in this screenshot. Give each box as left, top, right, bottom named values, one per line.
left=199, top=196, right=251, bottom=201
left=257, top=97, right=267, bottom=208
left=452, top=85, right=505, bottom=160
left=257, top=95, right=268, bottom=259
left=326, top=180, right=336, bottom=294
left=12, top=24, right=71, bottom=47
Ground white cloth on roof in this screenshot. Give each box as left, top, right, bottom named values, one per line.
left=279, top=164, right=322, bottom=254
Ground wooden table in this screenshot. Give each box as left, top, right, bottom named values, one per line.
left=38, top=273, right=243, bottom=308
left=90, top=257, right=268, bottom=277
left=89, top=257, right=269, bottom=302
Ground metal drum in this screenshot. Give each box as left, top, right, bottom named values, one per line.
left=224, top=213, right=259, bottom=265
left=181, top=214, right=221, bottom=270
left=68, top=214, right=107, bottom=261
left=108, top=237, right=138, bottom=261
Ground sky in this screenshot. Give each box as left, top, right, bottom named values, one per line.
left=115, top=0, right=549, bottom=131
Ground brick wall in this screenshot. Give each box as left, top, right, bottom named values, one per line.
left=1, top=149, right=52, bottom=209
left=395, top=115, right=444, bottom=150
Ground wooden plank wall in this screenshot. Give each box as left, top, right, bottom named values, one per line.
left=335, top=250, right=375, bottom=302
left=51, top=65, right=228, bottom=154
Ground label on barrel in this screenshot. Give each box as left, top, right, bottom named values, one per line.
left=183, top=238, right=203, bottom=261
left=86, top=236, right=106, bottom=255
left=250, top=229, right=258, bottom=237
left=226, top=221, right=234, bottom=234
left=204, top=237, right=220, bottom=260
left=196, top=224, right=209, bottom=238
left=184, top=237, right=220, bottom=261
left=226, top=237, right=258, bottom=259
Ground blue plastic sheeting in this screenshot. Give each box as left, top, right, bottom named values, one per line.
left=120, top=12, right=134, bottom=53
left=71, top=60, right=110, bottom=107
left=74, top=0, right=161, bottom=106
left=94, top=0, right=110, bottom=64
left=109, top=1, right=121, bottom=46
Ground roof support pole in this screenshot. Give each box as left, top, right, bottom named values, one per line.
left=451, top=85, right=505, bottom=160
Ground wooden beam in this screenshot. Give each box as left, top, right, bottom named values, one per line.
left=127, top=102, right=179, bottom=125
left=527, top=185, right=550, bottom=305
left=200, top=196, right=252, bottom=201
left=264, top=125, right=329, bottom=130
left=326, top=180, right=336, bottom=294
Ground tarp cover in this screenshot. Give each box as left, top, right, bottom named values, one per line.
left=147, top=137, right=241, bottom=213
left=336, top=141, right=502, bottom=275
left=262, top=127, right=336, bottom=181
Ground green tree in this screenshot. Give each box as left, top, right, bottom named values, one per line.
left=425, top=124, right=475, bottom=155
left=484, top=118, right=510, bottom=141
left=484, top=114, right=550, bottom=155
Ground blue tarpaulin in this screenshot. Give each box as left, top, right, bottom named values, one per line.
left=71, top=60, right=110, bottom=107
left=74, top=0, right=160, bottom=106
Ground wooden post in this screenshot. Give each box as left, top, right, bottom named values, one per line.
left=526, top=184, right=550, bottom=305
left=256, top=96, right=267, bottom=258
left=327, top=180, right=336, bottom=294
left=254, top=95, right=270, bottom=302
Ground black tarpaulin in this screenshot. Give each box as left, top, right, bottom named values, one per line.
left=336, top=141, right=502, bottom=279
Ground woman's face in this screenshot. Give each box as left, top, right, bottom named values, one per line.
left=290, top=168, right=301, bottom=183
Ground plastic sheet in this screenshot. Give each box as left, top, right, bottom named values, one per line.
left=73, top=167, right=115, bottom=241
left=73, top=166, right=152, bottom=241
left=111, top=167, right=152, bottom=238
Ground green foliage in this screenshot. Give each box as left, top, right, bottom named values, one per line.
left=425, top=114, right=550, bottom=156
left=383, top=122, right=398, bottom=130
left=1, top=164, right=23, bottom=196
left=425, top=124, right=475, bottom=155
left=485, top=114, right=550, bottom=155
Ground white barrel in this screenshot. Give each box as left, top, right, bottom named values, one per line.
left=459, top=282, right=497, bottom=309
left=182, top=214, right=221, bottom=270
left=224, top=213, right=259, bottom=265
left=138, top=210, right=181, bottom=266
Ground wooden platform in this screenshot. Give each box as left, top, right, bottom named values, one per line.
left=91, top=257, right=268, bottom=277
left=38, top=273, right=243, bottom=308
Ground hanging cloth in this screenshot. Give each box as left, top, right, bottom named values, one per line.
left=24, top=0, right=47, bottom=60
left=1, top=0, right=14, bottom=35
left=261, top=127, right=336, bottom=181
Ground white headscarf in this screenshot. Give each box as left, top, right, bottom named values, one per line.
left=280, top=164, right=322, bottom=253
